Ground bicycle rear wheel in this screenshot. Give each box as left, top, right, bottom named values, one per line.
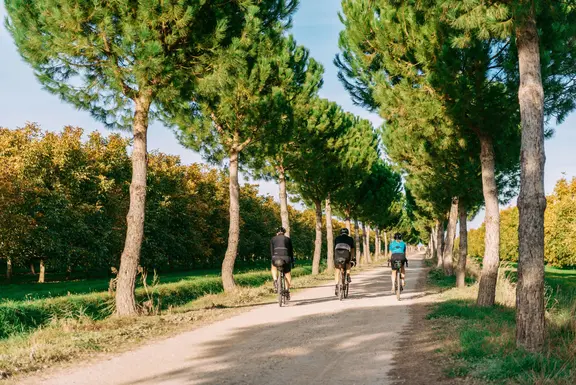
left=344, top=270, right=349, bottom=298
left=278, top=271, right=284, bottom=307
left=339, top=269, right=345, bottom=301
left=396, top=270, right=401, bottom=301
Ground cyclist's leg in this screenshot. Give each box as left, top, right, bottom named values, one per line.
left=284, top=261, right=292, bottom=290
left=401, top=265, right=406, bottom=287
left=334, top=266, right=341, bottom=285
left=390, top=267, right=396, bottom=293
left=271, top=264, right=278, bottom=292
left=346, top=262, right=352, bottom=282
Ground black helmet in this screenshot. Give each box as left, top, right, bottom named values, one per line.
left=394, top=232, right=402, bottom=240
left=277, top=226, right=286, bottom=234
left=340, top=228, right=350, bottom=236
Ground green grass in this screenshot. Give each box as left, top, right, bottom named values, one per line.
left=1, top=261, right=299, bottom=302
left=0, top=264, right=314, bottom=340
left=426, top=263, right=576, bottom=384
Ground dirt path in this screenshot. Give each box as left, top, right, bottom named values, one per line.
left=19, top=254, right=428, bottom=385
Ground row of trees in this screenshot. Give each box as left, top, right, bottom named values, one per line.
left=0, top=125, right=319, bottom=279
left=0, top=125, right=400, bottom=281
left=5, top=0, right=402, bottom=315
left=336, top=0, right=576, bottom=352
left=469, top=177, right=576, bottom=268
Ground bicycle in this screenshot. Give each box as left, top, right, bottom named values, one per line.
left=277, top=265, right=290, bottom=307
left=392, top=259, right=403, bottom=301
left=336, top=265, right=349, bottom=301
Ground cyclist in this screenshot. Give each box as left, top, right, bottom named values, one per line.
left=389, top=232, right=408, bottom=293
left=333, top=228, right=356, bottom=296
left=271, top=227, right=294, bottom=299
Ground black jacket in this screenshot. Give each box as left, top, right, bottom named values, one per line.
left=270, top=234, right=294, bottom=263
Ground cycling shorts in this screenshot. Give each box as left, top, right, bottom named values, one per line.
left=390, top=253, right=407, bottom=267
left=272, top=256, right=291, bottom=273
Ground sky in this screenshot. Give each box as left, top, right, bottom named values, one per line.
left=1, top=1, right=576, bottom=230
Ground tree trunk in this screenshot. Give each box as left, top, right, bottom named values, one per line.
left=325, top=195, right=334, bottom=273
left=436, top=219, right=444, bottom=269
left=515, top=10, right=546, bottom=352
left=66, top=265, right=72, bottom=281
left=7, top=257, right=13, bottom=281
left=30, top=262, right=36, bottom=275
left=456, top=201, right=468, bottom=288
left=365, top=225, right=372, bottom=263
left=115, top=94, right=151, bottom=316
left=361, top=223, right=368, bottom=263
left=312, top=200, right=323, bottom=275
left=278, top=167, right=290, bottom=237
left=375, top=226, right=381, bottom=259
left=354, top=219, right=361, bottom=266
left=38, top=258, right=45, bottom=283
left=222, top=149, right=241, bottom=291
left=384, top=231, right=388, bottom=259
left=345, top=208, right=351, bottom=232
left=431, top=226, right=437, bottom=260
left=443, top=198, right=458, bottom=275
left=476, top=134, right=501, bottom=307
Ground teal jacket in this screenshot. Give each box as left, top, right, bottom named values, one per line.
left=389, top=240, right=406, bottom=254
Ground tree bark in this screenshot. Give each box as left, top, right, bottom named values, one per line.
left=365, top=224, right=372, bottom=263
left=436, top=219, right=444, bottom=269
left=457, top=201, right=468, bottom=288
left=345, top=208, right=351, bottom=232
left=354, top=219, right=361, bottom=266
left=278, top=167, right=290, bottom=237
left=7, top=257, right=12, bottom=281
left=312, top=200, right=323, bottom=275
left=222, top=148, right=241, bottom=291
left=361, top=223, right=368, bottom=263
left=476, top=134, right=501, bottom=307
left=325, top=195, right=334, bottom=273
left=443, top=198, right=458, bottom=275
left=431, top=226, right=437, bottom=260
left=515, top=9, right=546, bottom=352
left=115, top=94, right=151, bottom=316
left=38, top=258, right=45, bottom=283
left=384, top=231, right=388, bottom=259
left=375, top=226, right=381, bottom=259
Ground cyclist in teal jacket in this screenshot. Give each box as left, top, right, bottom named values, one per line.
left=389, top=233, right=408, bottom=293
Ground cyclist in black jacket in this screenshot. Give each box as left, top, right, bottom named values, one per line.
left=270, top=227, right=294, bottom=296
left=333, top=228, right=356, bottom=296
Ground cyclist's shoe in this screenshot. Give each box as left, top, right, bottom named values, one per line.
left=402, top=279, right=406, bottom=287
left=400, top=285, right=404, bottom=293
left=273, top=280, right=278, bottom=293
left=347, top=275, right=351, bottom=283
left=335, top=285, right=339, bottom=296
left=286, top=290, right=291, bottom=301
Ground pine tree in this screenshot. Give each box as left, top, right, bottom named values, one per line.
left=4, top=0, right=279, bottom=315
left=176, top=31, right=312, bottom=291
left=440, top=0, right=576, bottom=352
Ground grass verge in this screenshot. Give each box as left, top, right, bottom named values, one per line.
left=0, top=259, right=383, bottom=381
left=425, top=262, right=576, bottom=385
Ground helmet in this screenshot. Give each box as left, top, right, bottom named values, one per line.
left=340, top=228, right=350, bottom=236
left=394, top=232, right=402, bottom=240
left=277, top=226, right=286, bottom=234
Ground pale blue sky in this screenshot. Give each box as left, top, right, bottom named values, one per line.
left=1, top=1, right=575, bottom=229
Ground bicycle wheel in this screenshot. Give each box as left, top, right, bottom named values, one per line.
left=396, top=270, right=401, bottom=301
left=339, top=269, right=345, bottom=301
left=278, top=271, right=284, bottom=307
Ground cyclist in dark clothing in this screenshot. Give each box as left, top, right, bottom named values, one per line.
left=270, top=227, right=294, bottom=296
left=333, top=228, right=356, bottom=296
